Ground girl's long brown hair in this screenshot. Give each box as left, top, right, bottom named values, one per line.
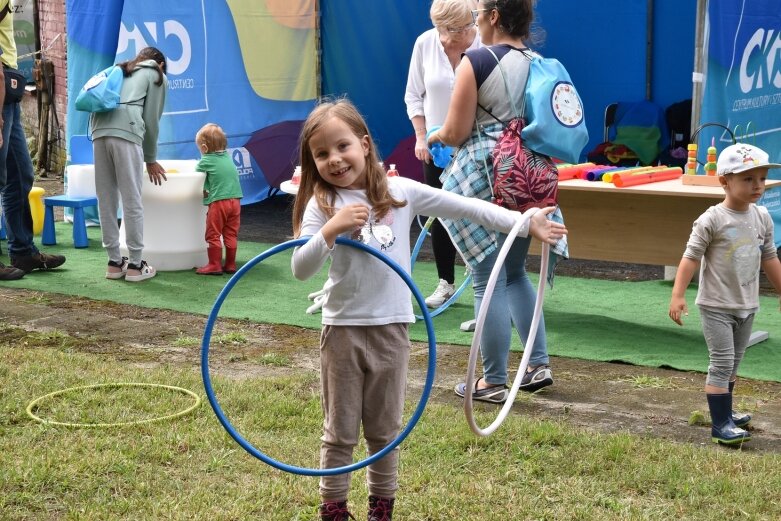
left=292, top=99, right=406, bottom=238
left=118, top=46, right=167, bottom=86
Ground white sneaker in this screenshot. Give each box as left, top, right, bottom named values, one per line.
left=125, top=260, right=156, bottom=282
left=425, top=279, right=456, bottom=308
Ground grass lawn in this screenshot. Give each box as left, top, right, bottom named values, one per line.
left=2, top=322, right=781, bottom=520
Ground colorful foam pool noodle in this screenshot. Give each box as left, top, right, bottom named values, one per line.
left=612, top=167, right=683, bottom=187
left=686, top=143, right=698, bottom=175
left=585, top=166, right=624, bottom=181
left=556, top=162, right=595, bottom=181
left=602, top=165, right=660, bottom=183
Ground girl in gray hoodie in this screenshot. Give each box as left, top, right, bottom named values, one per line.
left=91, top=46, right=168, bottom=282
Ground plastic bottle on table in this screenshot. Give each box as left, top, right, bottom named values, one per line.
left=387, top=163, right=399, bottom=177
left=291, top=165, right=302, bottom=185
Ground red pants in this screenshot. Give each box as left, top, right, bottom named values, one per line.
left=205, top=198, right=241, bottom=249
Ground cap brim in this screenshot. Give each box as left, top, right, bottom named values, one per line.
left=722, top=162, right=781, bottom=175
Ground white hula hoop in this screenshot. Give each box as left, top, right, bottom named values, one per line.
left=463, top=210, right=551, bottom=436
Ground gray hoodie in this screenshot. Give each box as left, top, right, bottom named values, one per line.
left=89, top=59, right=168, bottom=163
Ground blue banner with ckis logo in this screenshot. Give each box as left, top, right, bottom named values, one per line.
left=66, top=0, right=317, bottom=205
left=701, top=0, right=781, bottom=245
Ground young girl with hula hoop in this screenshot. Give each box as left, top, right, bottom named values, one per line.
left=291, top=98, right=566, bottom=520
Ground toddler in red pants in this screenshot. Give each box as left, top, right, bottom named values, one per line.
left=194, top=123, right=244, bottom=275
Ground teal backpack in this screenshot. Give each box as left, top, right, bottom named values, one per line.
left=75, top=65, right=124, bottom=113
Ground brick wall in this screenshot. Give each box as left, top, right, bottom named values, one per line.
left=27, top=0, right=67, bottom=175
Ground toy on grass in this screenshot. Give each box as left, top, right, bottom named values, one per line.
left=201, top=237, right=436, bottom=476
left=29, top=186, right=45, bottom=235
left=463, top=211, right=550, bottom=437
left=26, top=382, right=201, bottom=428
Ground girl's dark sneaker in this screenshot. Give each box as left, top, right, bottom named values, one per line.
left=125, top=260, right=156, bottom=282
left=319, top=500, right=356, bottom=521
left=368, top=495, right=394, bottom=521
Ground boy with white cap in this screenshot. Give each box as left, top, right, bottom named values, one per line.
left=669, top=143, right=781, bottom=445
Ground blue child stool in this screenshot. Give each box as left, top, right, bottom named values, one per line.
left=42, top=195, right=99, bottom=248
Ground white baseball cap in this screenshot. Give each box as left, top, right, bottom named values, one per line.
left=717, top=143, right=781, bottom=176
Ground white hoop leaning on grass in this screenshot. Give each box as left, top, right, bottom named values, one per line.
left=463, top=209, right=551, bottom=437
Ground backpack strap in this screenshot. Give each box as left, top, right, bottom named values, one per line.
left=472, top=47, right=532, bottom=200
left=483, top=46, right=532, bottom=120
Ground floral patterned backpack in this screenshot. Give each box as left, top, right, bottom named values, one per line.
left=478, top=48, right=559, bottom=212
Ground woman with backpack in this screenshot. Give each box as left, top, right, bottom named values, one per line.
left=428, top=0, right=557, bottom=403
left=90, top=46, right=168, bottom=282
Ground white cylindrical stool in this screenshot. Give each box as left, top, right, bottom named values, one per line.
left=120, top=160, right=208, bottom=271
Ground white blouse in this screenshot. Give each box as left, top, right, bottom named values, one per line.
left=404, top=27, right=481, bottom=128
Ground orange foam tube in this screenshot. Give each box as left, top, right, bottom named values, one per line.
left=612, top=167, right=683, bottom=187
left=557, top=162, right=595, bottom=181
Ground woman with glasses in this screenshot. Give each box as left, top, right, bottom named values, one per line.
left=429, top=0, right=557, bottom=403
left=404, top=0, right=480, bottom=309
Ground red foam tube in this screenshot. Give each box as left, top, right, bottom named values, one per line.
left=557, top=162, right=595, bottom=181
left=612, top=167, right=683, bottom=187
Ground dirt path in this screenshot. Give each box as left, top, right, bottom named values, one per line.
left=17, top=178, right=780, bottom=451
left=3, top=286, right=780, bottom=453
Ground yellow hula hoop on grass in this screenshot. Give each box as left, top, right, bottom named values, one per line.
left=26, top=382, right=202, bottom=428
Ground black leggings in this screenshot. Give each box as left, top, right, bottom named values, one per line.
left=423, top=161, right=457, bottom=284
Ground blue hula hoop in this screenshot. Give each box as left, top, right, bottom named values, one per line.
left=201, top=237, right=437, bottom=477
left=410, top=216, right=472, bottom=319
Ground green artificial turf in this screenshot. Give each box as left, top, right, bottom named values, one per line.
left=5, top=222, right=780, bottom=382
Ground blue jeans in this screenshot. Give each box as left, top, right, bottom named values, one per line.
left=472, top=233, right=549, bottom=386
left=0, top=102, right=37, bottom=258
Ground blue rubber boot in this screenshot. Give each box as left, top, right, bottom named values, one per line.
left=707, top=393, right=750, bottom=445
left=728, top=380, right=752, bottom=428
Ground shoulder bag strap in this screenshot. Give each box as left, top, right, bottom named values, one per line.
left=0, top=3, right=9, bottom=24
left=473, top=47, right=531, bottom=198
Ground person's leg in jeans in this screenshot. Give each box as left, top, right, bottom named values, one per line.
left=471, top=237, right=511, bottom=387
left=471, top=234, right=548, bottom=389
left=504, top=234, right=550, bottom=369
left=1, top=102, right=64, bottom=274
left=2, top=102, right=37, bottom=258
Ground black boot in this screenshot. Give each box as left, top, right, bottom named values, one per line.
left=368, top=495, right=394, bottom=521
left=707, top=393, right=750, bottom=445
left=728, top=380, right=752, bottom=427
left=319, top=500, right=355, bottom=521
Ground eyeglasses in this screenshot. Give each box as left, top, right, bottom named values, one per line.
left=471, top=8, right=492, bottom=23
left=443, top=21, right=476, bottom=34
